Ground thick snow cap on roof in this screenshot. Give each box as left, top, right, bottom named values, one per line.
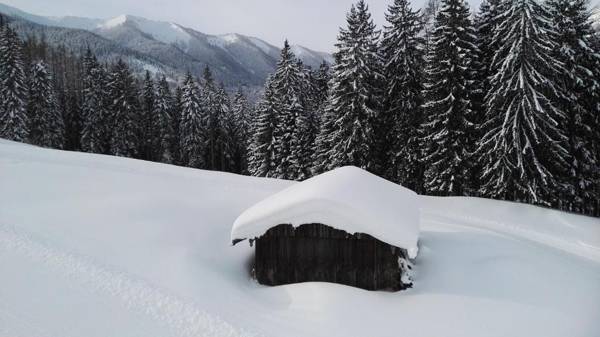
left=231, top=166, right=420, bottom=258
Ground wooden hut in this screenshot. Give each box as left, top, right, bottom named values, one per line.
left=231, top=166, right=420, bottom=291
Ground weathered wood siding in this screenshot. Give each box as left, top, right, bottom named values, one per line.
left=254, top=223, right=409, bottom=291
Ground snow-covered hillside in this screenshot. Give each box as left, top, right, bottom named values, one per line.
left=4, top=13, right=176, bottom=81
left=92, top=14, right=331, bottom=71
left=0, top=3, right=332, bottom=87
left=0, top=139, right=599, bottom=337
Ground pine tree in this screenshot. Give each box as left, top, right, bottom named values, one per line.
left=0, top=25, right=28, bottom=142
left=201, top=67, right=225, bottom=170
left=593, top=35, right=600, bottom=216
left=468, top=0, right=507, bottom=196
left=139, top=71, right=157, bottom=161
left=36, top=39, right=84, bottom=152
left=270, top=41, right=311, bottom=180
left=80, top=48, right=108, bottom=154
left=380, top=0, right=426, bottom=192
left=547, top=0, right=599, bottom=214
left=310, top=62, right=333, bottom=176
left=474, top=0, right=508, bottom=96
left=420, top=0, right=478, bottom=196
left=62, top=89, right=82, bottom=151
left=312, top=103, right=336, bottom=175
left=318, top=1, right=383, bottom=172
left=171, top=86, right=183, bottom=165
left=422, top=0, right=442, bottom=53
left=303, top=62, right=324, bottom=177
left=478, top=0, right=569, bottom=205
left=248, top=75, right=278, bottom=177
left=230, top=88, right=252, bottom=173
left=107, top=59, right=139, bottom=158
left=26, top=60, right=64, bottom=148
left=215, top=83, right=237, bottom=172
left=179, top=73, right=206, bottom=168
left=154, top=75, right=175, bottom=164
left=312, top=61, right=331, bottom=109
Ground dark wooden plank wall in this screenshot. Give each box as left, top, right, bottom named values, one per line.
left=254, top=223, right=410, bottom=291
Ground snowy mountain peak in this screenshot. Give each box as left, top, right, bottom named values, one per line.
left=222, top=33, right=241, bottom=43
left=96, top=14, right=192, bottom=45
left=97, top=14, right=129, bottom=29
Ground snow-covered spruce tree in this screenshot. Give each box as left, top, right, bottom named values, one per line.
left=201, top=67, right=227, bottom=171
left=107, top=59, right=139, bottom=158
left=478, top=0, right=569, bottom=205
left=0, top=25, right=28, bottom=142
left=45, top=43, right=84, bottom=152
left=420, top=0, right=478, bottom=196
left=547, top=0, right=599, bottom=214
left=229, top=88, right=252, bottom=173
left=248, top=75, right=278, bottom=177
left=139, top=71, right=158, bottom=161
left=421, top=0, right=441, bottom=53
left=215, top=83, right=237, bottom=172
left=312, top=61, right=331, bottom=110
left=470, top=0, right=508, bottom=196
left=269, top=41, right=312, bottom=180
left=474, top=0, right=508, bottom=96
left=312, top=102, right=336, bottom=175
left=288, top=59, right=318, bottom=180
left=80, top=48, right=108, bottom=154
left=310, top=62, right=333, bottom=176
left=179, top=73, right=206, bottom=168
left=380, top=0, right=426, bottom=193
left=594, top=36, right=600, bottom=217
left=171, top=86, right=183, bottom=165
left=319, top=1, right=383, bottom=172
left=62, top=91, right=82, bottom=151
left=26, top=60, right=64, bottom=148
left=154, top=75, right=175, bottom=164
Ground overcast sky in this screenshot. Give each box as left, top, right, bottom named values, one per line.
left=4, top=0, right=502, bottom=52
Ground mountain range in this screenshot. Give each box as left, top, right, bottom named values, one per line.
left=0, top=3, right=333, bottom=90
left=4, top=2, right=599, bottom=91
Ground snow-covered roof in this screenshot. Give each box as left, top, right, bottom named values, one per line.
left=231, top=166, right=420, bottom=258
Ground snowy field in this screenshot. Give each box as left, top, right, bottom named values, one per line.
left=1, top=139, right=599, bottom=337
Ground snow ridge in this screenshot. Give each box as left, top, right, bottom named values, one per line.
left=0, top=223, right=260, bottom=337
left=421, top=197, right=600, bottom=263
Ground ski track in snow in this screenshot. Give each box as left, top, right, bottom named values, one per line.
left=0, top=223, right=261, bottom=337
